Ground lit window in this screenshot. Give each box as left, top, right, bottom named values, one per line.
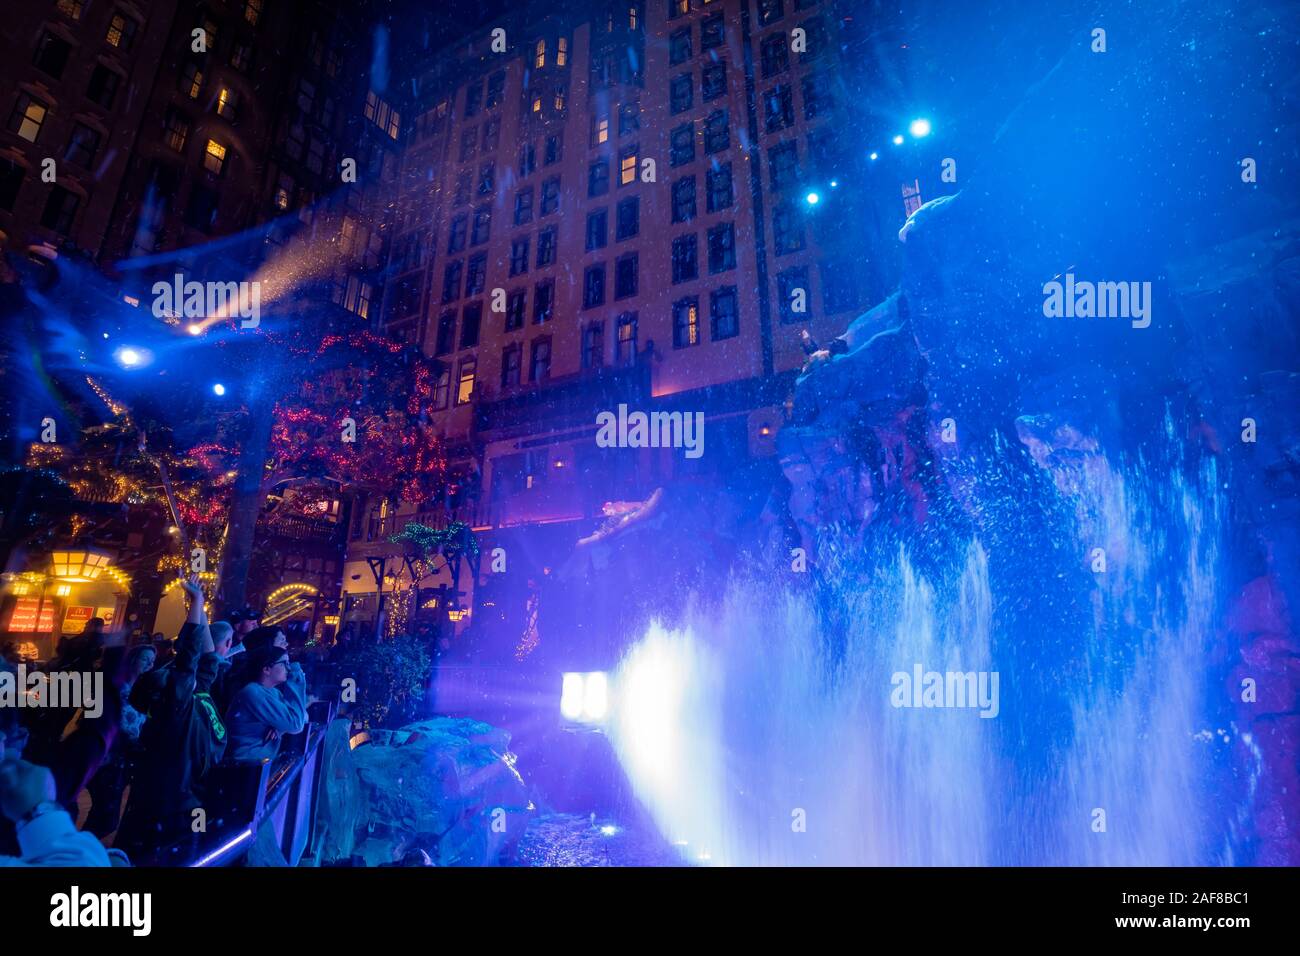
left=57, top=0, right=84, bottom=20
left=8, top=94, right=48, bottom=143
left=535, top=39, right=546, bottom=69
left=554, top=86, right=566, bottom=110
left=593, top=116, right=609, bottom=145
left=673, top=297, right=700, bottom=348
left=629, top=5, right=639, bottom=29
left=204, top=139, right=227, bottom=175
left=106, top=12, right=138, bottom=50
left=557, top=38, right=568, bottom=67
left=620, top=149, right=637, bottom=185
left=217, top=87, right=238, bottom=121
left=532, top=96, right=541, bottom=113
left=181, top=61, right=204, bottom=99
left=244, top=0, right=263, bottom=26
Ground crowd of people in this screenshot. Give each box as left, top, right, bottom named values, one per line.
left=0, top=576, right=311, bottom=866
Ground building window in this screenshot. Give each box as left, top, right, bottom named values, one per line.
left=532, top=96, right=542, bottom=114
left=0, top=157, right=25, bottom=212
left=583, top=322, right=605, bottom=369
left=772, top=201, right=806, bottom=255
left=216, top=87, right=239, bottom=122
left=672, top=176, right=696, bottom=223
left=510, top=237, right=530, bottom=276
left=802, top=73, right=833, bottom=120
left=557, top=37, right=568, bottom=67
left=553, top=85, right=567, bottom=111
left=541, top=176, right=561, bottom=213
left=533, top=279, right=554, bottom=323
left=530, top=337, right=552, bottom=382
left=461, top=302, right=483, bottom=348
left=106, top=10, right=138, bottom=51
left=231, top=42, right=254, bottom=73
left=536, top=226, right=557, bottom=267
left=821, top=260, right=859, bottom=313
left=442, top=261, right=463, bottom=303
left=41, top=185, right=80, bottom=234
left=671, top=0, right=690, bottom=21
left=704, top=110, right=730, bottom=153
left=629, top=4, right=640, bottom=30
left=163, top=108, right=190, bottom=153
left=778, top=266, right=810, bottom=324
left=463, top=82, right=482, bottom=124
left=761, top=33, right=789, bottom=78
left=616, top=196, right=639, bottom=240
left=472, top=206, right=492, bottom=245
left=483, top=118, right=501, bottom=152
left=433, top=368, right=451, bottom=409
left=588, top=159, right=610, bottom=197
left=758, top=0, right=784, bottom=25
left=534, top=39, right=546, bottom=69
left=87, top=65, right=122, bottom=108
left=769, top=141, right=800, bottom=191
left=456, top=358, right=477, bottom=405
left=702, top=63, right=727, bottom=100
left=34, top=32, right=73, bottom=79
left=486, top=71, right=506, bottom=108
left=670, top=123, right=695, bottom=167
left=451, top=170, right=471, bottom=206
left=711, top=286, right=739, bottom=339
left=706, top=163, right=733, bottom=212
left=670, top=30, right=692, bottom=69
left=514, top=187, right=534, bottom=225
left=764, top=85, right=794, bottom=132
left=614, top=149, right=634, bottom=189
left=592, top=115, right=610, bottom=146
left=180, top=60, right=204, bottom=99
left=586, top=208, right=608, bottom=251
left=673, top=297, right=701, bottom=348
left=583, top=263, right=606, bottom=309
left=448, top=214, right=468, bottom=253
left=8, top=94, right=48, bottom=143
left=670, top=73, right=693, bottom=114
left=64, top=123, right=102, bottom=167
left=436, top=311, right=457, bottom=355
left=501, top=344, right=522, bottom=388
left=672, top=234, right=698, bottom=284
left=708, top=222, right=736, bottom=274
left=701, top=13, right=724, bottom=49
left=204, top=139, right=228, bottom=175
left=615, top=254, right=638, bottom=299
left=799, top=16, right=826, bottom=60
left=544, top=135, right=562, bottom=166
left=56, top=0, right=85, bottom=20
left=619, top=101, right=640, bottom=135
left=506, top=289, right=526, bottom=331
left=519, top=142, right=537, bottom=177
left=459, top=128, right=477, bottom=162
left=616, top=312, right=638, bottom=364
left=244, top=0, right=264, bottom=25
left=466, top=254, right=487, bottom=296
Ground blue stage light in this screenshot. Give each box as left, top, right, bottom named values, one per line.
left=212, top=383, right=227, bottom=396
left=114, top=346, right=150, bottom=369
left=805, top=191, right=820, bottom=205
left=909, top=117, right=932, bottom=138
left=892, top=134, right=904, bottom=145
left=869, top=151, right=879, bottom=161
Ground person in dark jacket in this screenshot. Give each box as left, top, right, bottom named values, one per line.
left=223, top=645, right=307, bottom=765
left=115, top=575, right=225, bottom=860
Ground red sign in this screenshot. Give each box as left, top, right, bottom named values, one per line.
left=62, top=605, right=95, bottom=634
left=9, top=597, right=55, bottom=633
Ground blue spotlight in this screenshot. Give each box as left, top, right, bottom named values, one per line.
left=212, top=382, right=227, bottom=397
left=830, top=179, right=839, bottom=188
left=909, top=117, right=932, bottom=138
left=869, top=151, right=879, bottom=161
left=892, top=134, right=904, bottom=145
left=805, top=191, right=821, bottom=206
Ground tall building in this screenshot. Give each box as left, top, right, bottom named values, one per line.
left=342, top=0, right=902, bottom=638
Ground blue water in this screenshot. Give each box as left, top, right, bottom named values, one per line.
left=607, top=439, right=1234, bottom=865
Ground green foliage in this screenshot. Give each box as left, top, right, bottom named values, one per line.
left=334, top=634, right=431, bottom=729
left=390, top=521, right=479, bottom=560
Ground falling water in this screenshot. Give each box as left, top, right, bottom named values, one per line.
left=607, top=442, right=1230, bottom=865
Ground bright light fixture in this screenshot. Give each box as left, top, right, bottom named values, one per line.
left=892, top=134, right=904, bottom=145
left=909, top=117, right=932, bottom=138
left=561, top=671, right=610, bottom=724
